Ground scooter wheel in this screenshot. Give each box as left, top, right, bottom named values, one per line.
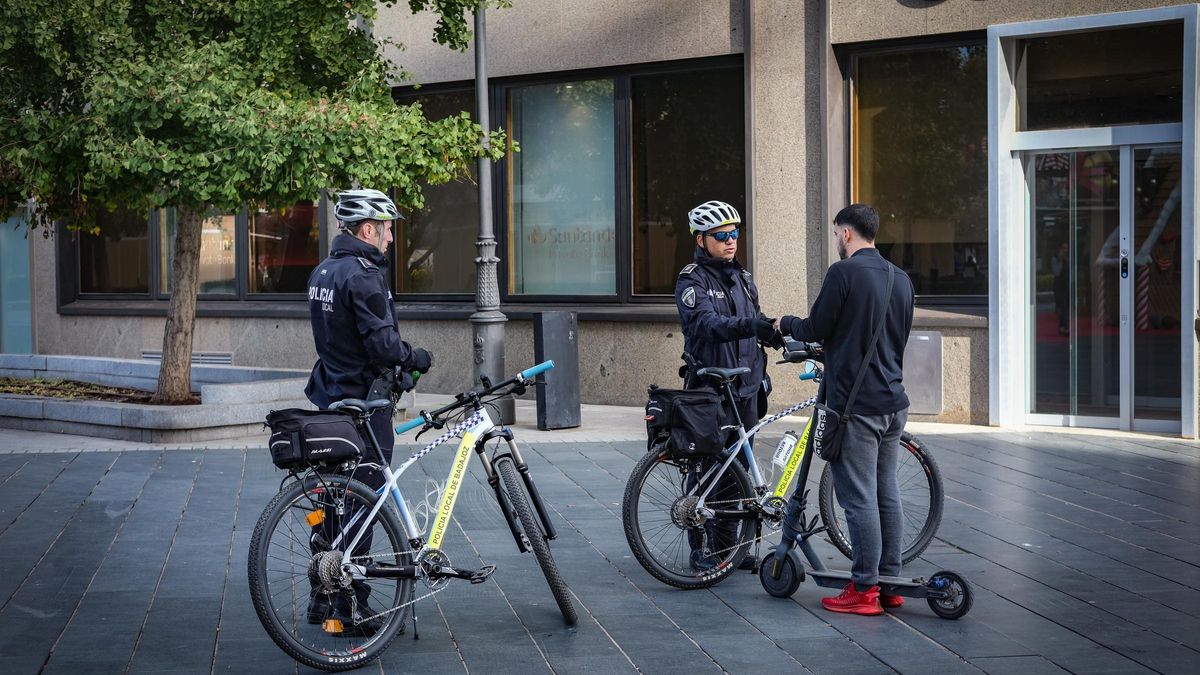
left=926, top=570, right=973, bottom=619
left=759, top=552, right=803, bottom=598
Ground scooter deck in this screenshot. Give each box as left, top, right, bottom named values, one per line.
left=808, top=569, right=930, bottom=598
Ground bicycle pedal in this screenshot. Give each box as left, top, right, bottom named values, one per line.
left=468, top=565, right=497, bottom=584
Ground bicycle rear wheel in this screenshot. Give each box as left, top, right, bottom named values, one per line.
left=248, top=473, right=413, bottom=672
left=818, top=432, right=943, bottom=564
left=622, top=448, right=756, bottom=589
left=495, top=457, right=577, bottom=625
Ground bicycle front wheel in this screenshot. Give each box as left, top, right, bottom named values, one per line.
left=622, top=448, right=756, bottom=590
left=495, top=457, right=577, bottom=625
left=818, top=432, right=943, bottom=564
left=248, top=473, right=413, bottom=672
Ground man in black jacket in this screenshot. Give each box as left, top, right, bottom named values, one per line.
left=676, top=200, right=781, bottom=572
left=779, top=203, right=914, bottom=616
left=304, top=188, right=432, bottom=633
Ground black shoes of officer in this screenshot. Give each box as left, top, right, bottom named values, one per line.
left=307, top=590, right=399, bottom=638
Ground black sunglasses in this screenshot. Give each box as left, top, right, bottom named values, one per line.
left=704, top=228, right=740, bottom=243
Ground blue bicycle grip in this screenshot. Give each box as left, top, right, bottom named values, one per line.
left=395, top=417, right=424, bottom=434
left=799, top=371, right=818, bottom=381
left=520, top=360, right=555, bottom=380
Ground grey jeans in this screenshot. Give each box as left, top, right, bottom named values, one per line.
left=828, top=408, right=908, bottom=588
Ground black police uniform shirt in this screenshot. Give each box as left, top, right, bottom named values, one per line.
left=305, top=233, right=419, bottom=409
left=783, top=248, right=914, bottom=415
left=674, top=247, right=770, bottom=401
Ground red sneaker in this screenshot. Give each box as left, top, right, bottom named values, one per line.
left=881, top=593, right=904, bottom=609
left=821, top=582, right=884, bottom=615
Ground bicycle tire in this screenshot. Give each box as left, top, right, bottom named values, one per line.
left=495, top=457, right=577, bottom=625
left=622, top=448, right=756, bottom=590
left=248, top=474, right=413, bottom=672
left=817, top=432, right=943, bottom=565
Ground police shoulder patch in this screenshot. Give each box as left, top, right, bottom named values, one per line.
left=679, top=263, right=698, bottom=276
left=681, top=286, right=697, bottom=308
left=356, top=257, right=379, bottom=271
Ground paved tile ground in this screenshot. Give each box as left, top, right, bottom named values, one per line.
left=0, top=429, right=1196, bottom=674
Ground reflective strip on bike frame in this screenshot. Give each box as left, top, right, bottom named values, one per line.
left=773, top=415, right=815, bottom=499
left=426, top=430, right=477, bottom=550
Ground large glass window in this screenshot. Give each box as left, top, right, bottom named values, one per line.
left=68, top=59, right=745, bottom=308
left=78, top=207, right=150, bottom=294
left=632, top=68, right=745, bottom=295
left=160, top=209, right=236, bottom=295
left=854, top=44, right=988, bottom=299
left=249, top=201, right=320, bottom=293
left=395, top=91, right=479, bottom=295
left=501, top=61, right=745, bottom=301
left=508, top=80, right=617, bottom=295
left=1019, top=24, right=1183, bottom=131
left=72, top=202, right=326, bottom=301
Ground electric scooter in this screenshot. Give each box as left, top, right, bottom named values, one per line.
left=758, top=349, right=973, bottom=620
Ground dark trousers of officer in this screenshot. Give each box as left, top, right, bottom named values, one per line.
left=312, top=406, right=395, bottom=616
left=688, top=395, right=761, bottom=559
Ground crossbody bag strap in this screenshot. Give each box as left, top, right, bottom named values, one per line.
left=842, top=264, right=895, bottom=418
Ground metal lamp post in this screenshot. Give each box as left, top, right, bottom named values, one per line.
left=470, top=5, right=514, bottom=423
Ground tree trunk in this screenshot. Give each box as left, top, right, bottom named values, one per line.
left=151, top=209, right=203, bottom=404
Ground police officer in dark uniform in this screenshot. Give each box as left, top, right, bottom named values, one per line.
left=304, top=188, right=432, bottom=633
left=675, top=200, right=782, bottom=571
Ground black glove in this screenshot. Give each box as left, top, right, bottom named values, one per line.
left=779, top=316, right=799, bottom=337
left=751, top=317, right=779, bottom=343
left=409, top=348, right=433, bottom=373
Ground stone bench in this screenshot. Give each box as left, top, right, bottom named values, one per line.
left=0, top=356, right=411, bottom=442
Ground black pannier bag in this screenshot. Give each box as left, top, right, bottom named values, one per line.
left=265, top=408, right=365, bottom=470
left=644, top=386, right=728, bottom=459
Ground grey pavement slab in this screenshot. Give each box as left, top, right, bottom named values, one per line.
left=0, top=428, right=1196, bottom=674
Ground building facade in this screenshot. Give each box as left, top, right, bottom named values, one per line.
left=6, top=0, right=1197, bottom=436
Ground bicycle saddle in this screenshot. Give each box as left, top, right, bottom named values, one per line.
left=695, top=366, right=751, bottom=381
left=330, top=398, right=391, bottom=415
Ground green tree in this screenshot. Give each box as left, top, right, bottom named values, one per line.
left=0, top=0, right=508, bottom=402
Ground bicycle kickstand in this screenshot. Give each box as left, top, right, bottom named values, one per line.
left=410, top=582, right=419, bottom=640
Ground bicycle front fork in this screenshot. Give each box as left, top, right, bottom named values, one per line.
left=476, top=428, right=558, bottom=552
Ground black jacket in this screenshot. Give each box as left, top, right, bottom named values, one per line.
left=782, top=248, right=914, bottom=415
left=674, top=248, right=770, bottom=400
left=305, top=234, right=418, bottom=409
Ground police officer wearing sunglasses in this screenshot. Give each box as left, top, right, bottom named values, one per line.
left=675, top=200, right=783, bottom=571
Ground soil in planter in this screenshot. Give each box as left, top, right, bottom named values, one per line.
left=0, top=378, right=201, bottom=405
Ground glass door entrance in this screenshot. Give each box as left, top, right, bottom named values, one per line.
left=1028, top=146, right=1183, bottom=428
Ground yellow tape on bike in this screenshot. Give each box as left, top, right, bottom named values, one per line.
left=427, top=431, right=476, bottom=550
left=773, top=416, right=814, bottom=499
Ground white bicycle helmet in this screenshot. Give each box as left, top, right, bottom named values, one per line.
left=688, top=200, right=741, bottom=234
left=335, top=189, right=401, bottom=226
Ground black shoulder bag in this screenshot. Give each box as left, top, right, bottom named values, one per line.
left=811, top=264, right=894, bottom=462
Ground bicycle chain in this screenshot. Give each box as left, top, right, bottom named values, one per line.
left=669, top=394, right=820, bottom=567
left=342, top=552, right=452, bottom=624
left=666, top=496, right=816, bottom=567
left=333, top=410, right=488, bottom=625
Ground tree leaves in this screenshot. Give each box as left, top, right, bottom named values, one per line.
left=0, top=0, right=509, bottom=229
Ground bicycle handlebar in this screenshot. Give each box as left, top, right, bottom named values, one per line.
left=395, top=417, right=424, bottom=434
left=395, top=361, right=556, bottom=435
left=779, top=337, right=823, bottom=364
left=520, top=360, right=555, bottom=380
